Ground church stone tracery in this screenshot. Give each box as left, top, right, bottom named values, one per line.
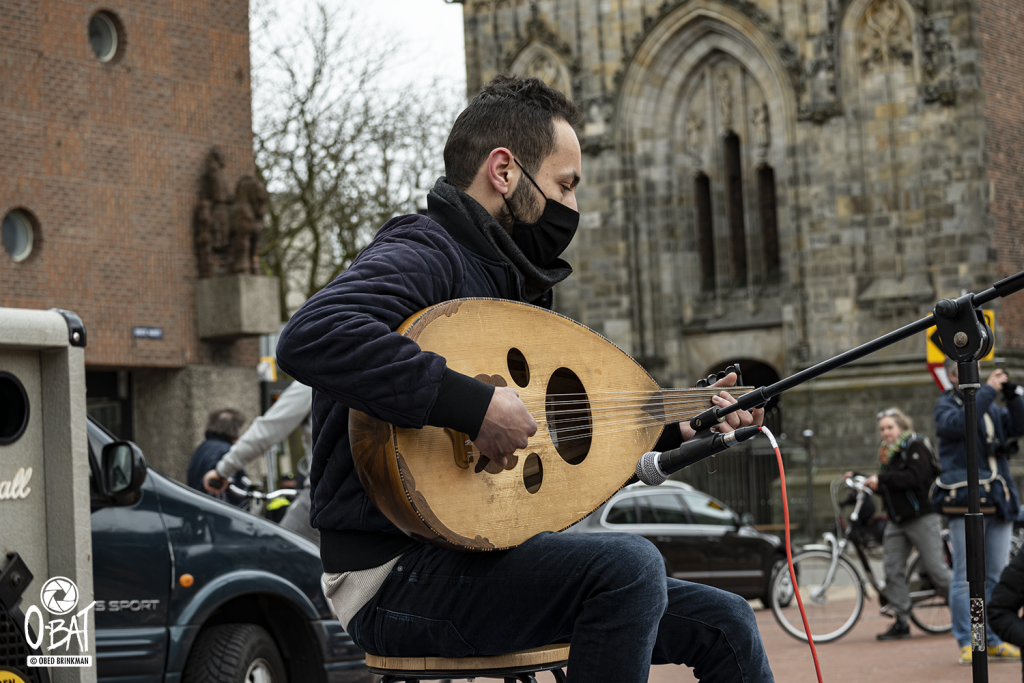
left=858, top=0, right=914, bottom=71
left=510, top=43, right=574, bottom=99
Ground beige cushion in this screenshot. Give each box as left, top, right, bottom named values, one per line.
left=366, top=643, right=571, bottom=672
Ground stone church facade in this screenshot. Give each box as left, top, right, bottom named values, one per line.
left=456, top=0, right=1024, bottom=504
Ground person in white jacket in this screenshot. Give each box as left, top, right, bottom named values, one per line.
left=203, top=380, right=318, bottom=544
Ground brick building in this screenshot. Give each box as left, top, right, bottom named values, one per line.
left=455, top=0, right=1023, bottom=523
left=0, top=0, right=275, bottom=480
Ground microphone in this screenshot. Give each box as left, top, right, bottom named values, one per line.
left=635, top=426, right=761, bottom=486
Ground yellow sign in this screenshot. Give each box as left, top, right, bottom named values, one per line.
left=258, top=356, right=277, bottom=382
left=926, top=310, right=995, bottom=363
left=0, top=669, right=29, bottom=683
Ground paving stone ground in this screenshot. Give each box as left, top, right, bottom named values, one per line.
left=532, top=602, right=1021, bottom=682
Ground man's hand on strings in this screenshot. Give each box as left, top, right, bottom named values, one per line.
left=473, top=386, right=537, bottom=471
left=679, top=372, right=764, bottom=441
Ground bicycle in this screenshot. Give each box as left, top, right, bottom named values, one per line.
left=770, top=475, right=952, bottom=643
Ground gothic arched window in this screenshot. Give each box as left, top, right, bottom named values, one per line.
left=680, top=54, right=779, bottom=295
left=723, top=131, right=747, bottom=287
left=757, top=165, right=780, bottom=283
left=694, top=173, right=715, bottom=291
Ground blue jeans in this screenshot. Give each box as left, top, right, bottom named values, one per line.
left=947, top=515, right=1014, bottom=648
left=347, top=531, right=773, bottom=682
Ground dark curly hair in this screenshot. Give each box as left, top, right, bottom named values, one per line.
left=443, top=74, right=582, bottom=190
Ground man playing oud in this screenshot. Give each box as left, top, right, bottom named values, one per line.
left=276, top=75, right=771, bottom=682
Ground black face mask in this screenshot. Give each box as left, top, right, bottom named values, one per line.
left=502, top=159, right=579, bottom=267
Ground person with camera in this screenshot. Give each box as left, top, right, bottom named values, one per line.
left=848, top=408, right=949, bottom=641
left=935, top=360, right=1024, bottom=665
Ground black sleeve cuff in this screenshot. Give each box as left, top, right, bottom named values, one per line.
left=425, top=368, right=495, bottom=440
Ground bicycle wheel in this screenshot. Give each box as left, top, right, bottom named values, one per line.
left=907, top=554, right=951, bottom=633
left=771, top=550, right=864, bottom=643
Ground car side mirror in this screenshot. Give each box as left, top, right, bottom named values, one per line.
left=100, top=441, right=147, bottom=505
left=739, top=512, right=754, bottom=527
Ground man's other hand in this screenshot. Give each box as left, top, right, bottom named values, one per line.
left=988, top=368, right=1009, bottom=392
left=203, top=469, right=229, bottom=494
left=473, top=386, right=537, bottom=470
left=679, top=372, right=765, bottom=441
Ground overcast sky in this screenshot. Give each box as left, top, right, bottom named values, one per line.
left=255, top=0, right=467, bottom=95
left=361, top=0, right=466, bottom=91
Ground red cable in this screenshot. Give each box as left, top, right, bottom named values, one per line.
left=760, top=425, right=824, bottom=683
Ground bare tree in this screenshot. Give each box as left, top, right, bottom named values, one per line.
left=252, top=0, right=460, bottom=318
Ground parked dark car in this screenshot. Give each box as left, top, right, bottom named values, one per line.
left=86, top=416, right=370, bottom=683
left=566, top=481, right=787, bottom=607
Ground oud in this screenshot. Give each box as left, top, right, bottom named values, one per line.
left=350, top=299, right=750, bottom=552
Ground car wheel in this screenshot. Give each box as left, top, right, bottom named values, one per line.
left=182, top=623, right=287, bottom=683
left=761, top=558, right=791, bottom=609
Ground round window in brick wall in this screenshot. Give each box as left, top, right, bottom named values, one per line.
left=2, top=209, right=36, bottom=262
left=89, top=11, right=121, bottom=62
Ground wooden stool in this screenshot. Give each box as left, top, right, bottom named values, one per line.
left=365, top=643, right=570, bottom=683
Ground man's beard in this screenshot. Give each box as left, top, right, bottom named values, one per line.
left=496, top=182, right=541, bottom=235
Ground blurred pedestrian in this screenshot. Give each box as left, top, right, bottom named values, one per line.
left=851, top=408, right=948, bottom=640
left=203, top=381, right=319, bottom=545
left=989, top=547, right=1024, bottom=681
left=186, top=408, right=247, bottom=505
left=935, top=360, right=1024, bottom=665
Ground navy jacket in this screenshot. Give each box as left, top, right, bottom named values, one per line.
left=186, top=433, right=246, bottom=505
left=934, top=385, right=1024, bottom=520
left=276, top=194, right=528, bottom=571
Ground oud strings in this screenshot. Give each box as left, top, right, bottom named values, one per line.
left=454, top=391, right=756, bottom=460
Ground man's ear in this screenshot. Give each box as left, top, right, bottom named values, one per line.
left=485, top=148, right=516, bottom=196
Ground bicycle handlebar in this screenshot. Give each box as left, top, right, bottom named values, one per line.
left=227, top=484, right=299, bottom=501
left=843, top=475, right=872, bottom=494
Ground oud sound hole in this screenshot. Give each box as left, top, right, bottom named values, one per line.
left=507, top=348, right=530, bottom=387
left=523, top=453, right=543, bottom=494
left=545, top=367, right=592, bottom=466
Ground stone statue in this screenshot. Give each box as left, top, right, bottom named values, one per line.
left=717, top=71, right=733, bottom=130
left=686, top=112, right=705, bottom=166
left=229, top=176, right=269, bottom=276
left=753, top=101, right=770, bottom=155
left=194, top=148, right=268, bottom=278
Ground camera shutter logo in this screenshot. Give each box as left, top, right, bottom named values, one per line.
left=40, top=577, right=78, bottom=615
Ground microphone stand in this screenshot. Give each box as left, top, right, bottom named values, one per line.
left=687, top=269, right=1024, bottom=683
